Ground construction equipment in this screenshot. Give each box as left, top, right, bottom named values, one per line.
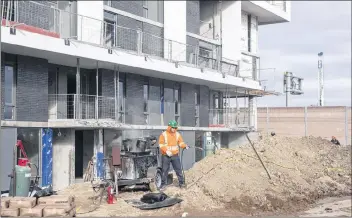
left=112, top=137, right=173, bottom=192
left=8, top=140, right=40, bottom=197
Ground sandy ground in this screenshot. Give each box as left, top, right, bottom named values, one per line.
left=300, top=196, right=351, bottom=217
left=56, top=136, right=351, bottom=217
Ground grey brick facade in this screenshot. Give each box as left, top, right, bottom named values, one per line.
left=125, top=73, right=145, bottom=125
left=180, top=83, right=196, bottom=127
left=187, top=1, right=200, bottom=34
left=16, top=55, right=49, bottom=122
left=110, top=1, right=144, bottom=17
left=199, top=85, right=210, bottom=127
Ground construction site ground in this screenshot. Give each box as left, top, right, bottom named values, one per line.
left=58, top=136, right=351, bottom=217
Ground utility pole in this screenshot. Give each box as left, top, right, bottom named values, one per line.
left=284, top=72, right=291, bottom=107
left=318, top=52, right=324, bottom=106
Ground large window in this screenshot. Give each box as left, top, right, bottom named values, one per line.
left=142, top=1, right=164, bottom=23
left=4, top=65, right=16, bottom=120
left=174, top=83, right=181, bottom=123
left=118, top=73, right=126, bottom=123
left=195, top=86, right=200, bottom=127
left=143, top=78, right=149, bottom=124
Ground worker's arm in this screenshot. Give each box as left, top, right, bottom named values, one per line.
left=178, top=134, right=188, bottom=149
left=158, top=134, right=168, bottom=153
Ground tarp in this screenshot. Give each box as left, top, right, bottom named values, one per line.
left=42, top=128, right=53, bottom=187
left=125, top=197, right=182, bottom=210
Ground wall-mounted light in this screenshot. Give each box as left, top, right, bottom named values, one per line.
left=10, top=27, right=16, bottom=35
left=64, top=39, right=70, bottom=46
left=108, top=49, right=113, bottom=54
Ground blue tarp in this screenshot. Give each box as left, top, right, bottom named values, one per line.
left=96, top=152, right=104, bottom=179
left=42, top=128, right=53, bottom=187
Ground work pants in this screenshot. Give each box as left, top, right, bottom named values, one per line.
left=161, top=154, right=184, bottom=186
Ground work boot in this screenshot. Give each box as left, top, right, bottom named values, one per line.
left=179, top=183, right=187, bottom=189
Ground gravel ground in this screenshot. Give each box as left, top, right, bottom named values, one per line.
left=56, top=136, right=351, bottom=217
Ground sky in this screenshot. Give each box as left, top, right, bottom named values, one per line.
left=257, top=1, right=351, bottom=107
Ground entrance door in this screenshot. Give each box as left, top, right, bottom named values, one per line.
left=75, top=130, right=83, bottom=178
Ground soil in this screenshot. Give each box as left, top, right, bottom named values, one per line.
left=57, top=136, right=351, bottom=217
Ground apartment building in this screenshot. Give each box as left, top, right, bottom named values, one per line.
left=0, top=0, right=291, bottom=190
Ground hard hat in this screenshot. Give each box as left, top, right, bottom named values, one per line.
left=168, top=120, right=178, bottom=128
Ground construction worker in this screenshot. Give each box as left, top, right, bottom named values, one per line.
left=331, top=136, right=340, bottom=145
left=159, top=120, right=189, bottom=189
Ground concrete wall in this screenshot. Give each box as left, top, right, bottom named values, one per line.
left=226, top=131, right=259, bottom=148
left=221, top=1, right=242, bottom=62
left=77, top=1, right=104, bottom=44
left=0, top=128, right=17, bottom=191
left=257, top=107, right=352, bottom=145
left=164, top=1, right=187, bottom=62
left=52, top=129, right=75, bottom=191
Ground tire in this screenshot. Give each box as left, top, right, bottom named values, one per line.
left=148, top=169, right=162, bottom=192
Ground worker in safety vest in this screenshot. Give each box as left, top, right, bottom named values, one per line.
left=159, top=120, right=189, bottom=189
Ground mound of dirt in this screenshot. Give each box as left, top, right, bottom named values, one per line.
left=165, top=136, right=351, bottom=215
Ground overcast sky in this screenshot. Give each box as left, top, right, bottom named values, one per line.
left=257, top=1, right=351, bottom=107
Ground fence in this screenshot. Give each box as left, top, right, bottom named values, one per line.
left=48, top=94, right=116, bottom=120
left=1, top=1, right=239, bottom=77
left=257, top=106, right=352, bottom=145
left=209, top=108, right=250, bottom=128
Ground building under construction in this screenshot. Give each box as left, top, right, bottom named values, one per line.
left=0, top=0, right=291, bottom=191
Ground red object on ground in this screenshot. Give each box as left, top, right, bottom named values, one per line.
left=107, top=186, right=114, bottom=204
left=16, top=140, right=29, bottom=166
left=1, top=19, right=60, bottom=38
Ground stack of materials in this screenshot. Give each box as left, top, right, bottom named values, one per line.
left=0, top=195, right=76, bottom=217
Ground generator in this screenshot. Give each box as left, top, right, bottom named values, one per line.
left=113, top=137, right=172, bottom=192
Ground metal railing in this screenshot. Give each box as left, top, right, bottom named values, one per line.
left=266, top=1, right=287, bottom=12
left=1, top=1, right=241, bottom=78
left=48, top=94, right=116, bottom=120
left=209, top=108, right=250, bottom=128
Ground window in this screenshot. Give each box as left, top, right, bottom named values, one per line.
left=160, top=80, right=164, bottom=116
left=104, top=19, right=116, bottom=48
left=118, top=73, right=126, bottom=123
left=4, top=65, right=16, bottom=120
left=143, top=79, right=149, bottom=124
left=174, top=83, right=181, bottom=123
left=143, top=0, right=148, bottom=18
left=195, top=86, right=200, bottom=127
left=247, top=14, right=251, bottom=52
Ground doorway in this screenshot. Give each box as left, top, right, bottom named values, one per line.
left=75, top=130, right=83, bottom=178
left=67, top=74, right=76, bottom=119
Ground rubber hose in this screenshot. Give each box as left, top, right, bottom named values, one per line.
left=180, top=148, right=185, bottom=185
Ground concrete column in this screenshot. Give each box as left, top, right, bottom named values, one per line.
left=95, top=61, right=99, bottom=119
left=248, top=96, right=257, bottom=130
left=76, top=58, right=80, bottom=119
left=114, top=65, right=118, bottom=120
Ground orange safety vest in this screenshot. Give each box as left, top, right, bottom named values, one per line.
left=158, top=126, right=187, bottom=156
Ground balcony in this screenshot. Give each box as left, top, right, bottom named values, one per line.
left=242, top=1, right=291, bottom=25
left=48, top=94, right=118, bottom=121
left=1, top=1, right=239, bottom=78
left=209, top=108, right=251, bottom=129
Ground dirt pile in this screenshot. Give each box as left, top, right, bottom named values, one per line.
left=166, top=136, right=351, bottom=215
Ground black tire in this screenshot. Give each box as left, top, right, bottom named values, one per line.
left=148, top=169, right=162, bottom=192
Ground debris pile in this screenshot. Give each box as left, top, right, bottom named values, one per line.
left=173, top=136, right=351, bottom=214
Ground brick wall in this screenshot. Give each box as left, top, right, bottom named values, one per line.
left=186, top=0, right=200, bottom=34
left=257, top=106, right=352, bottom=145
left=180, top=83, right=196, bottom=127
left=125, top=74, right=145, bottom=125
left=110, top=1, right=144, bottom=17
left=16, top=55, right=49, bottom=122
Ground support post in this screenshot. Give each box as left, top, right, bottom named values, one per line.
left=117, top=67, right=120, bottom=122
left=266, top=106, right=269, bottom=135
left=304, top=106, right=308, bottom=137
left=76, top=58, right=80, bottom=119
left=114, top=65, right=118, bottom=120
left=345, top=106, right=349, bottom=145
left=95, top=61, right=99, bottom=119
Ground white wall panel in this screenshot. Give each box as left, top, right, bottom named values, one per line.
left=77, top=1, right=104, bottom=45
left=250, top=15, right=258, bottom=54
left=164, top=1, right=187, bottom=62
left=241, top=11, right=248, bottom=52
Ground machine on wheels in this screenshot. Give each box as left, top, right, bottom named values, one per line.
left=113, top=137, right=173, bottom=192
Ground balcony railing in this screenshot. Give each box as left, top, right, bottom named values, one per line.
left=266, top=1, right=287, bottom=12
left=48, top=94, right=116, bottom=120
left=1, top=1, right=240, bottom=78
left=209, top=108, right=250, bottom=128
